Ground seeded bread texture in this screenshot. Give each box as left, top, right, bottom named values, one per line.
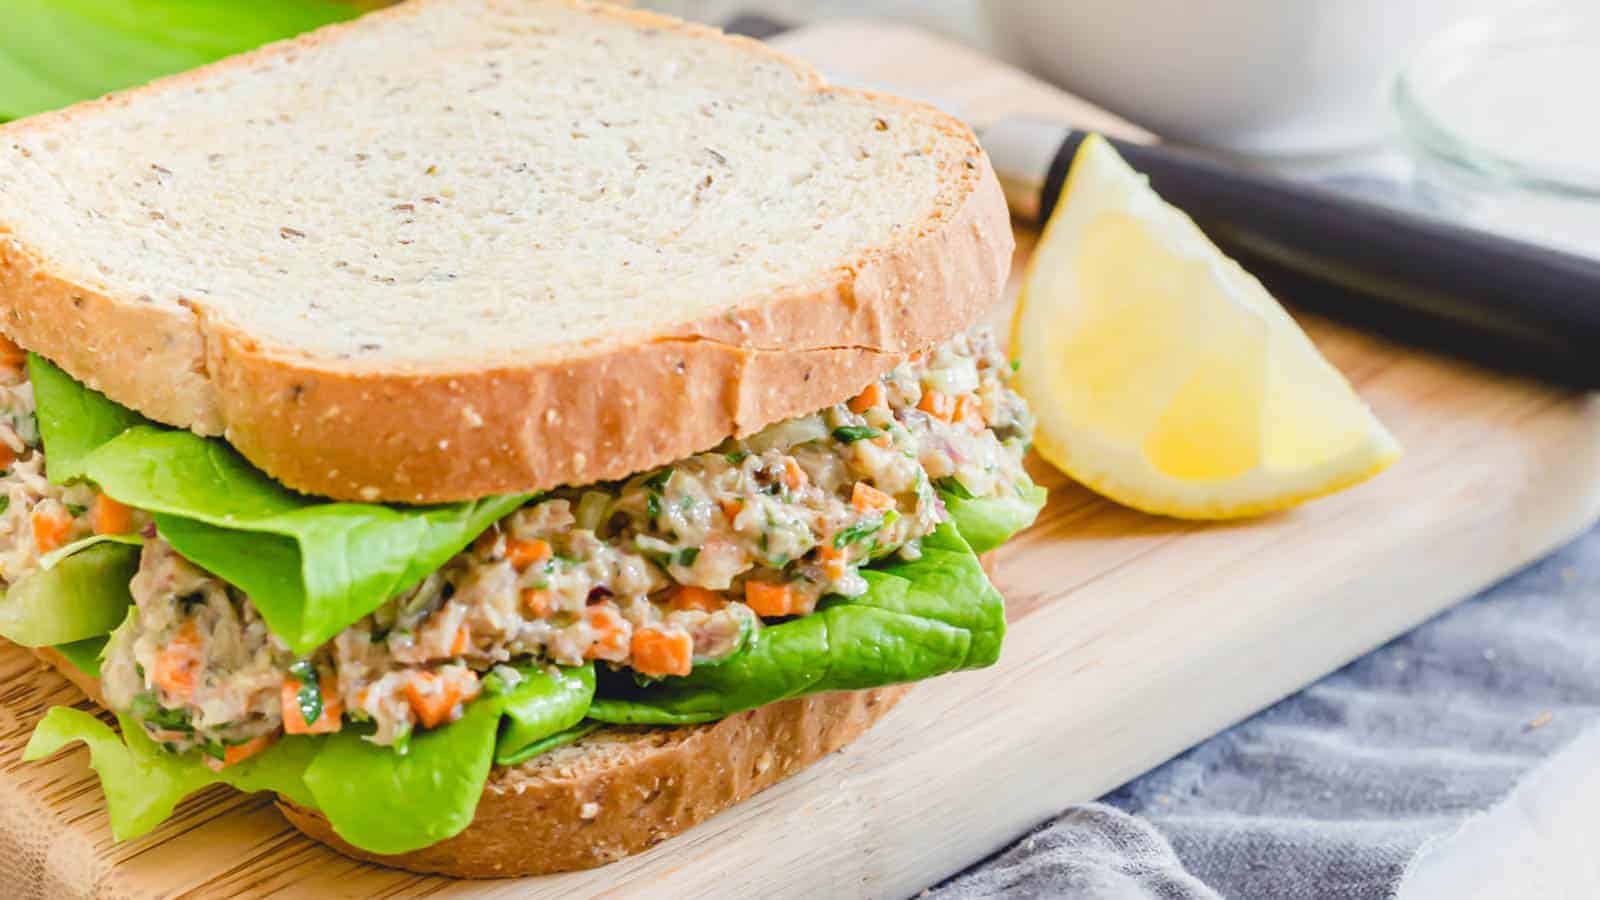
left=0, top=0, right=1012, bottom=502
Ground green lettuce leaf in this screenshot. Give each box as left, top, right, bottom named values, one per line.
left=0, top=541, right=137, bottom=646
left=28, top=355, right=148, bottom=484
left=495, top=721, right=601, bottom=768
left=494, top=664, right=595, bottom=766
left=587, top=522, right=1004, bottom=725
left=302, top=661, right=592, bottom=854
left=0, top=0, right=359, bottom=122
left=41, top=402, right=525, bottom=653
left=52, top=636, right=108, bottom=677
left=303, top=698, right=501, bottom=855
left=26, top=661, right=595, bottom=852
left=23, top=708, right=316, bottom=840
left=940, top=480, right=1047, bottom=554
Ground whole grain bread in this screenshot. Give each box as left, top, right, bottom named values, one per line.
left=0, top=0, right=1011, bottom=503
left=29, top=647, right=907, bottom=878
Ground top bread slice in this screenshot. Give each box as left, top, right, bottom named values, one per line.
left=0, top=0, right=1011, bottom=503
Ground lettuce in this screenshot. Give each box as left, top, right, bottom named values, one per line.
left=940, top=481, right=1048, bottom=554
left=24, top=707, right=318, bottom=840
left=31, top=357, right=527, bottom=654
left=53, top=636, right=108, bottom=678
left=0, top=0, right=359, bottom=122
left=29, top=355, right=149, bottom=484
left=0, top=541, right=137, bottom=647
left=25, top=661, right=595, bottom=854
left=587, top=523, right=1004, bottom=725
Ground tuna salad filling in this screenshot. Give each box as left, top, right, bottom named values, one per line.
left=0, top=328, right=1034, bottom=761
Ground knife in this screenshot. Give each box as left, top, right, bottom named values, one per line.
left=727, top=15, right=1600, bottom=388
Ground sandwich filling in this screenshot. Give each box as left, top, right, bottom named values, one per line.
left=0, top=329, right=1034, bottom=758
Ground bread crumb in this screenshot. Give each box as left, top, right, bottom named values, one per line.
left=579, top=801, right=600, bottom=820
left=359, top=486, right=381, bottom=501
left=754, top=750, right=773, bottom=775
left=1527, top=711, right=1554, bottom=731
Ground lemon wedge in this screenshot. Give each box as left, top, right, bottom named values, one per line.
left=1011, top=135, right=1400, bottom=519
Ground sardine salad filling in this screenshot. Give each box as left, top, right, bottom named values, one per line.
left=0, top=328, right=1034, bottom=761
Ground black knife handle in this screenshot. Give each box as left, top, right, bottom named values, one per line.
left=1039, top=131, right=1600, bottom=387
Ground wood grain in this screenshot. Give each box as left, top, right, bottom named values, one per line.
left=2, top=20, right=1598, bottom=900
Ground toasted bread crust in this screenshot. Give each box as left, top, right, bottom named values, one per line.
left=0, top=0, right=1013, bottom=503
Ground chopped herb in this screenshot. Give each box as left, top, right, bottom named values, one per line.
left=645, top=493, right=661, bottom=519
left=198, top=740, right=227, bottom=762
left=677, top=547, right=700, bottom=567
left=65, top=503, right=87, bottom=517
left=934, top=476, right=975, bottom=500
left=0, top=496, right=9, bottom=515
left=834, top=519, right=885, bottom=549
left=1010, top=359, right=1022, bottom=373
left=129, top=693, right=192, bottom=732
left=642, top=469, right=673, bottom=491
left=724, top=450, right=749, bottom=465
left=287, top=660, right=323, bottom=728
left=832, top=425, right=882, bottom=443
left=176, top=591, right=208, bottom=613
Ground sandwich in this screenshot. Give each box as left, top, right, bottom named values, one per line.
left=0, top=0, right=1040, bottom=877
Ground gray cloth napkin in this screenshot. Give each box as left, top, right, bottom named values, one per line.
left=930, top=525, right=1600, bottom=899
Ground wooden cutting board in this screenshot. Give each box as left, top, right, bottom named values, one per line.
left=4, top=21, right=1599, bottom=900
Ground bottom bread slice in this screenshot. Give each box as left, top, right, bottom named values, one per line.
left=29, top=646, right=908, bottom=878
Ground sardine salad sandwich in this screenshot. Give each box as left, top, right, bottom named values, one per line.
left=0, top=0, right=1041, bottom=877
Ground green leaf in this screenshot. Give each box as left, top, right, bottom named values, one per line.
left=72, top=426, right=525, bottom=654
left=303, top=695, right=502, bottom=855
left=28, top=354, right=148, bottom=484
left=53, top=635, right=107, bottom=678
left=23, top=708, right=316, bottom=840
left=0, top=541, right=137, bottom=646
left=38, top=533, right=144, bottom=571
left=939, top=480, right=1048, bottom=554
left=0, top=0, right=360, bottom=122
left=495, top=721, right=601, bottom=768
left=831, top=425, right=882, bottom=443
left=587, top=523, right=1005, bottom=725
left=494, top=663, right=595, bottom=767
left=287, top=660, right=323, bottom=729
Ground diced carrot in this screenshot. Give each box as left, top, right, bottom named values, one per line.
left=521, top=587, right=553, bottom=618
left=918, top=389, right=958, bottom=421
left=216, top=733, right=276, bottom=770
left=718, top=498, right=744, bottom=523
left=581, top=606, right=629, bottom=661
left=670, top=585, right=724, bottom=612
left=848, top=382, right=883, bottom=413
left=817, top=544, right=848, bottom=581
left=851, top=482, right=895, bottom=513
left=449, top=625, right=471, bottom=656
left=281, top=674, right=343, bottom=735
left=404, top=669, right=479, bottom=729
left=953, top=394, right=983, bottom=427
left=744, top=580, right=801, bottom=617
left=153, top=621, right=203, bottom=700
left=870, top=433, right=893, bottom=448
left=0, top=443, right=14, bottom=471
left=630, top=628, right=693, bottom=678
left=781, top=458, right=807, bottom=492
left=505, top=537, right=552, bottom=571
left=92, top=493, right=135, bottom=535
left=31, top=507, right=73, bottom=553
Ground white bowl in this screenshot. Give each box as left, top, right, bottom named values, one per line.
left=987, top=0, right=1497, bottom=155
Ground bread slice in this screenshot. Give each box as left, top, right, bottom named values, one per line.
left=30, top=646, right=906, bottom=878
left=0, top=0, right=1012, bottom=503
